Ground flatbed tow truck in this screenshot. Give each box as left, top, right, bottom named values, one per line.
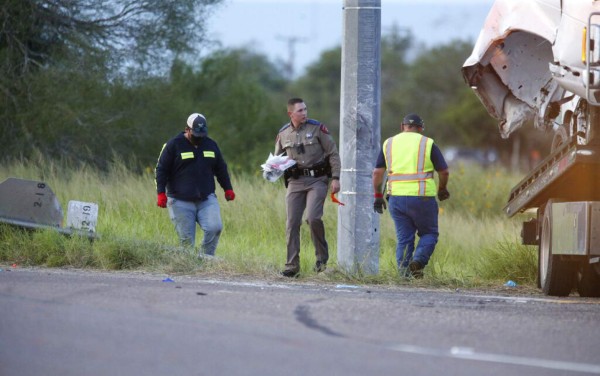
left=463, top=0, right=600, bottom=296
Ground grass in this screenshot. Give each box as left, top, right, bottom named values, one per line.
left=0, top=157, right=538, bottom=290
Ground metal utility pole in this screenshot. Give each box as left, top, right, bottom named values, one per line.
left=337, top=0, right=381, bottom=274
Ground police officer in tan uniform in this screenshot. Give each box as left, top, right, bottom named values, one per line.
left=275, top=98, right=341, bottom=277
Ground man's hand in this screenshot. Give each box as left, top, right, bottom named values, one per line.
left=373, top=193, right=386, bottom=214
left=225, top=190, right=235, bottom=201
left=437, top=188, right=450, bottom=201
left=330, top=178, right=340, bottom=194
left=157, top=192, right=167, bottom=208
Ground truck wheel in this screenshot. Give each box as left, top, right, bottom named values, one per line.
left=577, top=264, right=600, bottom=297
left=535, top=205, right=545, bottom=289
left=539, top=201, right=577, bottom=296
left=573, top=98, right=600, bottom=145
left=551, top=124, right=568, bottom=152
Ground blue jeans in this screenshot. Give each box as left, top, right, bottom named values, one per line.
left=388, top=196, right=439, bottom=268
left=167, top=194, right=223, bottom=256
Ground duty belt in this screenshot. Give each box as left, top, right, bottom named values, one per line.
left=283, top=161, right=331, bottom=187
left=299, top=166, right=328, bottom=177
left=287, top=164, right=329, bottom=178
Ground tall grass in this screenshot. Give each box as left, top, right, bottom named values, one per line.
left=0, top=158, right=537, bottom=288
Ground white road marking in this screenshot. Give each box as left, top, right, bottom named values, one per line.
left=468, top=294, right=600, bottom=305
left=388, top=343, right=600, bottom=374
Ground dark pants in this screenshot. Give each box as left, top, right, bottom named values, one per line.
left=388, top=195, right=439, bottom=268
left=284, top=176, right=329, bottom=272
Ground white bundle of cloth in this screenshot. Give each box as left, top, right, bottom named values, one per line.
left=261, top=153, right=296, bottom=182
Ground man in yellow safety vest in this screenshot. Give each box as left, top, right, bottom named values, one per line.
left=372, top=113, right=450, bottom=278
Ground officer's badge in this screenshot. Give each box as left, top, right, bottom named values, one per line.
left=306, top=132, right=313, bottom=138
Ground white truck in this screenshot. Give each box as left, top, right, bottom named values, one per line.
left=462, top=0, right=600, bottom=296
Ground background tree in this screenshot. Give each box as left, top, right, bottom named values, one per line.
left=288, top=47, right=342, bottom=140
left=1, top=0, right=222, bottom=164
left=1, top=1, right=545, bottom=173
left=397, top=40, right=492, bottom=146
left=289, top=27, right=415, bottom=144
left=162, top=48, right=287, bottom=172
left=379, top=26, right=415, bottom=140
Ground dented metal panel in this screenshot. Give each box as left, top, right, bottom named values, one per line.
left=462, top=0, right=600, bottom=137
left=0, top=178, right=98, bottom=239
left=464, top=0, right=560, bottom=69
left=0, top=178, right=63, bottom=227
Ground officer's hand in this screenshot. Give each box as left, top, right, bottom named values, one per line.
left=157, top=192, right=167, bottom=208
left=437, top=188, right=450, bottom=201
left=373, top=194, right=387, bottom=214
left=225, top=189, right=235, bottom=201
left=330, top=179, right=340, bottom=194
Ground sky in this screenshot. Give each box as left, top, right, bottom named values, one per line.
left=205, top=0, right=495, bottom=77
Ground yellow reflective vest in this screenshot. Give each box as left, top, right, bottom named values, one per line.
left=383, top=132, right=436, bottom=196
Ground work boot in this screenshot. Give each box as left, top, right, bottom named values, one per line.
left=314, top=261, right=327, bottom=273
left=281, top=269, right=299, bottom=278
left=408, top=261, right=424, bottom=279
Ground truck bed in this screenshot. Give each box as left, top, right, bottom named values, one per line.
left=504, top=139, right=600, bottom=217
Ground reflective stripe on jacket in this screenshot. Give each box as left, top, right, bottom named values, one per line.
left=155, top=132, right=233, bottom=201
left=383, top=132, right=436, bottom=196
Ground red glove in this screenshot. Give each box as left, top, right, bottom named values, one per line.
left=225, top=190, right=235, bottom=201
left=157, top=192, right=167, bottom=208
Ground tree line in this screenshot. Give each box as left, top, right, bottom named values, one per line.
left=1, top=0, right=549, bottom=174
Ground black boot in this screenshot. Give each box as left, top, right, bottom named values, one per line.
left=408, top=261, right=424, bottom=279
left=314, top=261, right=327, bottom=273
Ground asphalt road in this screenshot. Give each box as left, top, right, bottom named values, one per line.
left=1, top=267, right=599, bottom=376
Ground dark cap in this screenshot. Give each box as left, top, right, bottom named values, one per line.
left=402, top=113, right=424, bottom=127
left=186, top=113, right=208, bottom=137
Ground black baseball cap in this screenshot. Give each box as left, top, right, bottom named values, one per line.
left=186, top=113, right=208, bottom=137
left=402, top=113, right=424, bottom=127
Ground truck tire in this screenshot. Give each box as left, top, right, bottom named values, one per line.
left=539, top=201, right=577, bottom=296
left=577, top=265, right=600, bottom=297
left=535, top=205, right=545, bottom=289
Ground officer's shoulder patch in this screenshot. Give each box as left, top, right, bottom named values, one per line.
left=278, top=123, right=291, bottom=133
left=276, top=123, right=290, bottom=142
left=306, top=119, right=329, bottom=134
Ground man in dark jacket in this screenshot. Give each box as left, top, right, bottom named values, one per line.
left=155, top=113, right=235, bottom=256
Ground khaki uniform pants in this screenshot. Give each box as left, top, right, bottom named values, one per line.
left=285, top=176, right=329, bottom=272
